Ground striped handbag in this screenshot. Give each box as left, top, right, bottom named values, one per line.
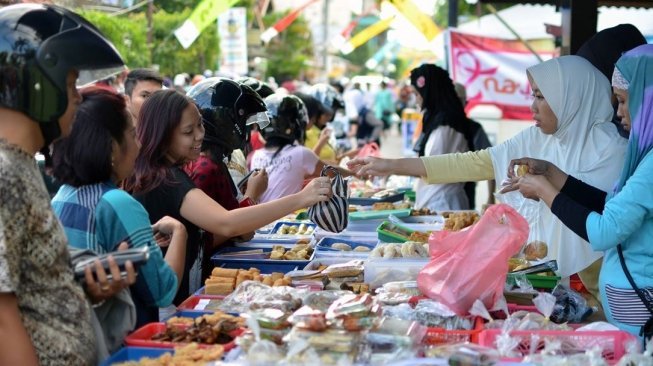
left=308, top=165, right=349, bottom=233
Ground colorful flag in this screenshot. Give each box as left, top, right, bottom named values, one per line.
left=340, top=16, right=395, bottom=55
left=174, top=0, right=239, bottom=49
left=387, top=0, right=440, bottom=41
left=261, top=0, right=319, bottom=43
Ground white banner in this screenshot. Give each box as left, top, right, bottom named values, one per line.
left=218, top=7, right=248, bottom=76
left=447, top=30, right=555, bottom=120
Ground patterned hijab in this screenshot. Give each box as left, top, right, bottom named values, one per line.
left=613, top=44, right=653, bottom=194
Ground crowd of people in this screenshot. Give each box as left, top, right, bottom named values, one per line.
left=1, top=3, right=652, bottom=365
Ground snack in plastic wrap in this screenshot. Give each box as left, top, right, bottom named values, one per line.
left=550, top=284, right=595, bottom=323
left=424, top=343, right=500, bottom=364
left=288, top=306, right=328, bottom=331
left=114, top=343, right=224, bottom=366
left=303, top=290, right=352, bottom=312
left=322, top=260, right=364, bottom=278
left=413, top=299, right=475, bottom=330
left=219, top=281, right=308, bottom=314
left=523, top=240, right=548, bottom=260
left=370, top=243, right=429, bottom=259
left=249, top=308, right=290, bottom=330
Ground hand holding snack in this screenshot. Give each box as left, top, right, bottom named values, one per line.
left=507, top=157, right=552, bottom=179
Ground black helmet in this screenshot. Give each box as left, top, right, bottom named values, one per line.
left=235, top=76, right=275, bottom=99
left=308, top=83, right=344, bottom=121
left=0, top=4, right=125, bottom=145
left=188, top=77, right=269, bottom=155
left=262, top=94, right=309, bottom=144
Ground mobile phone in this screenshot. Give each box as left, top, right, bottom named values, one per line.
left=73, top=247, right=149, bottom=281
left=237, top=168, right=261, bottom=189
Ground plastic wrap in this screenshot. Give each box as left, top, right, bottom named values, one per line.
left=375, top=281, right=421, bottom=305
left=424, top=343, right=500, bottom=364
left=413, top=300, right=474, bottom=330
left=219, top=281, right=308, bottom=314
left=550, top=284, right=594, bottom=323
left=288, top=306, right=327, bottom=331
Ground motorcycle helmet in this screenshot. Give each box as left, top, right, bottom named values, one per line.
left=0, top=4, right=125, bottom=145
left=307, top=83, right=344, bottom=121
left=188, top=77, right=269, bottom=156
left=261, top=94, right=309, bottom=144
left=235, top=76, right=275, bottom=99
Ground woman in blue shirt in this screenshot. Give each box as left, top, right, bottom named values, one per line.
left=51, top=88, right=187, bottom=328
left=507, top=44, right=653, bottom=339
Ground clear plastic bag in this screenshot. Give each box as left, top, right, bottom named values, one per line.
left=550, top=284, right=595, bottom=323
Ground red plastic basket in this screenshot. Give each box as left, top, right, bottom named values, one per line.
left=124, top=322, right=242, bottom=351
left=478, top=328, right=636, bottom=362
left=177, top=295, right=225, bottom=312
left=422, top=317, right=484, bottom=346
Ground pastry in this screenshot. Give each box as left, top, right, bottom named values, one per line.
left=211, top=268, right=238, bottom=278
left=523, top=240, right=548, bottom=260
left=331, top=243, right=352, bottom=251
left=516, top=164, right=529, bottom=177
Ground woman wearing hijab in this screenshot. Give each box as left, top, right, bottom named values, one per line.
left=508, top=44, right=653, bottom=339
left=347, top=56, right=628, bottom=299
left=576, top=23, right=647, bottom=138
left=410, top=64, right=473, bottom=211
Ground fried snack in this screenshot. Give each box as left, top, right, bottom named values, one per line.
left=206, top=277, right=235, bottom=284
left=353, top=246, right=371, bottom=252
left=270, top=272, right=284, bottom=282
left=516, top=164, right=529, bottom=177
left=115, top=343, right=224, bottom=366
left=205, top=282, right=234, bottom=295
left=331, top=243, right=352, bottom=251
left=523, top=240, right=548, bottom=260
left=211, top=268, right=238, bottom=278
left=262, top=276, right=274, bottom=286
left=270, top=249, right=285, bottom=260
left=411, top=207, right=434, bottom=216
left=166, top=316, right=195, bottom=327
left=372, top=202, right=395, bottom=211
left=394, top=202, right=412, bottom=210
left=407, top=231, right=430, bottom=243
left=443, top=212, right=480, bottom=231
left=508, top=257, right=530, bottom=272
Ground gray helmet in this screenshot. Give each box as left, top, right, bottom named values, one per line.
left=308, top=83, right=344, bottom=121
left=0, top=4, right=125, bottom=145
left=262, top=94, right=309, bottom=144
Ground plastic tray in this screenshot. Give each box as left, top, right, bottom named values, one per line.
left=101, top=347, right=171, bottom=365
left=234, top=239, right=305, bottom=249
left=364, top=257, right=429, bottom=289
left=211, top=246, right=313, bottom=274
left=191, top=286, right=229, bottom=298
left=422, top=317, right=484, bottom=346
left=376, top=221, right=415, bottom=243
left=270, top=221, right=316, bottom=236
left=303, top=257, right=359, bottom=271
left=314, top=237, right=377, bottom=257
left=178, top=295, right=225, bottom=312
left=349, top=209, right=411, bottom=221
left=348, top=192, right=405, bottom=206
left=400, top=215, right=443, bottom=224
left=506, top=273, right=561, bottom=289
left=478, top=328, right=636, bottom=362
left=314, top=227, right=379, bottom=240
left=124, top=322, right=240, bottom=350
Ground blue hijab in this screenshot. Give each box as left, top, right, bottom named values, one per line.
left=613, top=44, right=653, bottom=194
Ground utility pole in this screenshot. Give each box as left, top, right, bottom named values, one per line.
left=322, top=0, right=329, bottom=81
left=146, top=0, right=154, bottom=65
left=448, top=0, right=458, bottom=28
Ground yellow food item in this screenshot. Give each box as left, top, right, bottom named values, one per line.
left=523, top=240, right=548, bottom=260
left=516, top=164, right=529, bottom=177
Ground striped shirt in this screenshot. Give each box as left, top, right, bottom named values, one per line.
left=604, top=285, right=653, bottom=326
left=52, top=182, right=177, bottom=327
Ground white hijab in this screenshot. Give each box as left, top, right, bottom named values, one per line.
left=490, top=55, right=627, bottom=277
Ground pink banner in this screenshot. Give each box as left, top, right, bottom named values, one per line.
left=448, top=30, right=555, bottom=120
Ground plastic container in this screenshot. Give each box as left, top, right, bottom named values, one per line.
left=177, top=295, right=225, bottom=312
left=313, top=227, right=379, bottom=240
left=349, top=209, right=411, bottom=221
left=422, top=317, right=484, bottom=346
left=349, top=192, right=405, bottom=206
left=478, top=328, right=636, bottom=362
left=346, top=218, right=387, bottom=232
left=124, top=322, right=241, bottom=350
left=234, top=239, right=304, bottom=249
left=210, top=246, right=313, bottom=274
left=303, top=257, right=356, bottom=271
left=376, top=221, right=415, bottom=243
left=401, top=215, right=443, bottom=224
left=506, top=273, right=561, bottom=289
left=364, top=258, right=429, bottom=289
left=314, top=237, right=377, bottom=258
left=270, top=221, right=316, bottom=236
left=101, top=347, right=171, bottom=365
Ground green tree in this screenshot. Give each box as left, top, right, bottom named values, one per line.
left=151, top=9, right=220, bottom=76
left=79, top=10, right=149, bottom=68
left=262, top=11, right=313, bottom=81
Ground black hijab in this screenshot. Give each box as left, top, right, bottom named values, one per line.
left=410, top=64, right=472, bottom=156
left=576, top=24, right=646, bottom=138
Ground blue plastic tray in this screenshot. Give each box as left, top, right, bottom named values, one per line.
left=270, top=221, right=316, bottom=235
left=349, top=192, right=405, bottom=206
left=102, top=347, right=171, bottom=365
left=211, top=246, right=313, bottom=274
left=315, top=237, right=377, bottom=252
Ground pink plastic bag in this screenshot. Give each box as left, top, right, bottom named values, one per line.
left=417, top=204, right=529, bottom=315
left=356, top=142, right=380, bottom=158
